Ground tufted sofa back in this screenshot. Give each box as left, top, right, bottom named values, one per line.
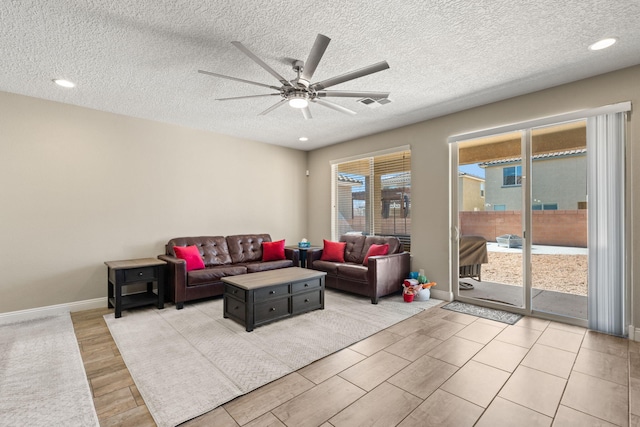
left=339, top=234, right=404, bottom=264
left=226, top=234, right=272, bottom=263
left=166, top=236, right=232, bottom=267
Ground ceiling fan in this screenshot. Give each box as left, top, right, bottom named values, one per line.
left=198, top=34, right=390, bottom=119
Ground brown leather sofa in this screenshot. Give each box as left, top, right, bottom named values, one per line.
left=307, top=235, right=409, bottom=304
left=158, top=234, right=298, bottom=309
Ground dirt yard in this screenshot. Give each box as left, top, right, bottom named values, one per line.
left=482, top=252, right=588, bottom=296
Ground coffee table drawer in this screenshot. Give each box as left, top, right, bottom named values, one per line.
left=224, top=284, right=246, bottom=300
left=292, top=277, right=321, bottom=293
left=292, top=290, right=322, bottom=314
left=254, top=283, right=289, bottom=301
left=224, top=295, right=246, bottom=322
left=255, top=297, right=290, bottom=323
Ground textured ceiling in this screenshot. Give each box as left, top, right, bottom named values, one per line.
left=1, top=1, right=639, bottom=151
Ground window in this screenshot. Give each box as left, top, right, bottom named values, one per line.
left=332, top=148, right=411, bottom=251
left=493, top=204, right=506, bottom=211
left=480, top=182, right=485, bottom=198
left=503, top=165, right=522, bottom=186
left=533, top=203, right=558, bottom=210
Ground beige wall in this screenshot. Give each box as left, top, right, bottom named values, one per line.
left=0, top=91, right=307, bottom=313
left=307, top=65, right=638, bottom=328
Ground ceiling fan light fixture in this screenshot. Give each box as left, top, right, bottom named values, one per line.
left=289, top=98, right=308, bottom=108
left=288, top=92, right=309, bottom=109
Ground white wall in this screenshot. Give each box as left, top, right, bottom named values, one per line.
left=307, top=65, right=639, bottom=328
left=0, top=91, right=307, bottom=313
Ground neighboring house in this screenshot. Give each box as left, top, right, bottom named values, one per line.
left=458, top=172, right=485, bottom=212
left=480, top=149, right=587, bottom=211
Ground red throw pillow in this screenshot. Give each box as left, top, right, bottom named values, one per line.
left=262, top=239, right=286, bottom=261
left=173, top=245, right=205, bottom=271
left=320, top=240, right=346, bottom=262
left=363, top=243, right=389, bottom=265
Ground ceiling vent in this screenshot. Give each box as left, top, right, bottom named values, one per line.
left=358, top=97, right=391, bottom=108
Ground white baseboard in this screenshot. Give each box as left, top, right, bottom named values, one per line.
left=0, top=297, right=107, bottom=325
left=630, top=326, right=640, bottom=342
left=431, top=288, right=453, bottom=302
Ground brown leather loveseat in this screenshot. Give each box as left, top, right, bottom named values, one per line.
left=158, top=234, right=298, bottom=309
left=307, top=234, right=409, bottom=304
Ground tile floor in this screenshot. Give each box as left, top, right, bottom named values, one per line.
left=74, top=302, right=640, bottom=426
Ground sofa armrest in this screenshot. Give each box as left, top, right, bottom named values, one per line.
left=306, top=248, right=323, bottom=269
left=367, top=252, right=410, bottom=303
left=158, top=254, right=187, bottom=308
left=284, top=247, right=300, bottom=266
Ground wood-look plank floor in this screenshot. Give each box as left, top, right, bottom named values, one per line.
left=71, top=305, right=639, bottom=427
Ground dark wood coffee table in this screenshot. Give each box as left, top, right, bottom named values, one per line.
left=222, top=267, right=326, bottom=332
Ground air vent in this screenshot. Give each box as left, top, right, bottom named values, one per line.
left=357, top=97, right=391, bottom=108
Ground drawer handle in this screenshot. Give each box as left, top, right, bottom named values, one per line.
left=304, top=283, right=309, bottom=287
left=138, top=272, right=143, bottom=276
left=304, top=299, right=309, bottom=303
left=234, top=306, right=239, bottom=310
left=269, top=307, right=276, bottom=312
left=233, top=290, right=238, bottom=294
left=269, top=290, right=276, bottom=294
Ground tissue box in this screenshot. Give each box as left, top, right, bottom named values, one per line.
left=298, top=241, right=311, bottom=248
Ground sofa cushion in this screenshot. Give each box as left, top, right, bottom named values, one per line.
left=243, top=259, right=294, bottom=273
left=340, top=235, right=366, bottom=264
left=321, top=240, right=346, bottom=262
left=311, top=260, right=340, bottom=275
left=167, top=236, right=232, bottom=266
left=227, top=234, right=271, bottom=263
left=337, top=263, right=368, bottom=281
left=173, top=245, right=206, bottom=271
left=364, top=236, right=402, bottom=255
left=262, top=239, right=285, bottom=261
left=187, top=265, right=248, bottom=286
left=363, top=243, right=389, bottom=265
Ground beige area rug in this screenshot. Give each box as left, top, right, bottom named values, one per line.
left=0, top=314, right=99, bottom=426
left=105, top=289, right=442, bottom=427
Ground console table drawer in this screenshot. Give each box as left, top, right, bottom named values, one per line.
left=224, top=295, right=246, bottom=322
left=224, top=284, right=246, bottom=300
left=292, top=290, right=322, bottom=314
left=254, top=297, right=290, bottom=323
left=292, top=278, right=321, bottom=293
left=124, top=267, right=157, bottom=283
left=254, top=283, right=289, bottom=301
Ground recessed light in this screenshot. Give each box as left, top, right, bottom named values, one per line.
left=588, top=38, right=617, bottom=51
left=299, top=137, right=309, bottom=142
left=53, top=79, right=76, bottom=88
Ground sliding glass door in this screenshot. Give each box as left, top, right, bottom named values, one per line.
left=457, top=131, right=524, bottom=309
left=453, top=122, right=590, bottom=325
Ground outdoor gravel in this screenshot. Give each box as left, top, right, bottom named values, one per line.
left=482, top=252, right=588, bottom=296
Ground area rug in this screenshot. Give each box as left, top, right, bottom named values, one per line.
left=442, top=301, right=523, bottom=325
left=0, top=314, right=99, bottom=426
left=105, top=290, right=441, bottom=427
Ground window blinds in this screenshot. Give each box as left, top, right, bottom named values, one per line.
left=331, top=148, right=412, bottom=251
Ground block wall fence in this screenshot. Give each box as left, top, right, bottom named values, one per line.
left=460, top=210, right=587, bottom=247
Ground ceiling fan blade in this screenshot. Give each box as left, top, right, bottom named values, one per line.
left=317, top=90, right=390, bottom=99
left=231, top=41, right=292, bottom=87
left=311, top=61, right=390, bottom=91
left=301, top=106, right=312, bottom=120
left=198, top=70, right=280, bottom=90
left=300, top=34, right=331, bottom=84
left=216, top=93, right=281, bottom=101
left=312, top=98, right=357, bottom=115
left=258, top=99, right=288, bottom=116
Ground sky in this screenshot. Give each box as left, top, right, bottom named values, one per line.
left=459, top=163, right=485, bottom=178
